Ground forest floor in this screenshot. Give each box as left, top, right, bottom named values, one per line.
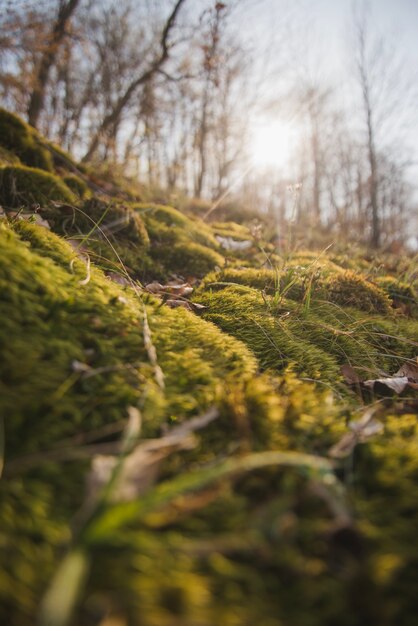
left=0, top=107, right=417, bottom=626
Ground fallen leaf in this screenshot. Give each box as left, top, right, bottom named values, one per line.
left=145, top=282, right=194, bottom=297
left=106, top=272, right=131, bottom=286
left=341, top=364, right=361, bottom=385
left=144, top=281, right=165, bottom=293
left=166, top=299, right=192, bottom=310
left=329, top=407, right=383, bottom=459
left=215, top=235, right=252, bottom=251
left=363, top=376, right=409, bottom=395
left=71, top=360, right=91, bottom=374
left=341, top=359, right=418, bottom=397
left=86, top=408, right=219, bottom=502
left=394, top=359, right=418, bottom=382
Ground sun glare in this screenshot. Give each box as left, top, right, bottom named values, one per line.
left=251, top=119, right=294, bottom=171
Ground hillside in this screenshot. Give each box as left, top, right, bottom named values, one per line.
left=0, top=107, right=417, bottom=626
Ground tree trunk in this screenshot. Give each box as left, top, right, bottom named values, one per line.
left=28, top=0, right=80, bottom=129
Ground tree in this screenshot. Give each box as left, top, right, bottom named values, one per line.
left=352, top=1, right=414, bottom=248
left=81, top=0, right=187, bottom=162
left=27, top=0, right=81, bottom=129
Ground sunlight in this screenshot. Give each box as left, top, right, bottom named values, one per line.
left=251, top=119, right=294, bottom=171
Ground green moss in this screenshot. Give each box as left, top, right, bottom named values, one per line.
left=46, top=140, right=86, bottom=173
left=135, top=205, right=224, bottom=279
left=62, top=174, right=91, bottom=199
left=211, top=221, right=253, bottom=242
left=375, top=275, right=417, bottom=316
left=193, top=283, right=417, bottom=381
left=0, top=146, right=21, bottom=167
left=0, top=217, right=261, bottom=622
left=0, top=108, right=53, bottom=171
left=0, top=219, right=255, bottom=455
left=138, top=203, right=219, bottom=250
left=40, top=197, right=151, bottom=277
left=1, top=120, right=418, bottom=626
left=194, top=285, right=340, bottom=380
left=0, top=165, right=76, bottom=208
left=151, top=240, right=224, bottom=278
left=322, top=270, right=393, bottom=314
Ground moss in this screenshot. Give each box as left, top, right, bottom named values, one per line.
left=203, top=265, right=321, bottom=304
left=40, top=197, right=151, bottom=277
left=0, top=108, right=53, bottom=171
left=138, top=203, right=219, bottom=250
left=0, top=217, right=262, bottom=622
left=193, top=283, right=417, bottom=382
left=1, top=120, right=418, bottom=626
left=62, top=174, right=91, bottom=199
left=0, top=146, right=21, bottom=167
left=0, top=165, right=76, bottom=208
left=194, top=285, right=340, bottom=380
left=375, top=276, right=417, bottom=316
left=151, top=240, right=224, bottom=278
left=206, top=264, right=398, bottom=317
left=46, top=140, right=86, bottom=173
left=211, top=221, right=253, bottom=242
left=0, top=219, right=256, bottom=454
left=322, top=270, right=393, bottom=314
left=135, top=205, right=224, bottom=279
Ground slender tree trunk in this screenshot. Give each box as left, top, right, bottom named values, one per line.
left=367, top=114, right=380, bottom=248
left=194, top=96, right=209, bottom=198
left=28, top=0, right=80, bottom=129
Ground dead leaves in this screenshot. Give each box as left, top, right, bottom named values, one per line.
left=331, top=358, right=418, bottom=459
left=86, top=407, right=219, bottom=503
left=215, top=235, right=252, bottom=251
left=341, top=359, right=418, bottom=397
left=144, top=280, right=206, bottom=312
left=329, top=407, right=384, bottom=459
left=145, top=281, right=193, bottom=297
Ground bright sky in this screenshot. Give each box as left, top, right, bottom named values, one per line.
left=239, top=0, right=418, bottom=187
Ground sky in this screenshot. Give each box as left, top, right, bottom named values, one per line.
left=236, top=0, right=418, bottom=193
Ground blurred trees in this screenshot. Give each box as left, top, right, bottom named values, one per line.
left=0, top=0, right=415, bottom=248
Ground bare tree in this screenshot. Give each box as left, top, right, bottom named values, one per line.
left=352, top=1, right=415, bottom=248
left=27, top=0, right=81, bottom=129
left=81, top=0, right=187, bottom=162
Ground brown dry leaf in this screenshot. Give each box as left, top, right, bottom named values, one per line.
left=395, top=359, right=418, bottom=383
left=166, top=282, right=194, bottom=296
left=341, top=359, right=418, bottom=396
left=329, top=407, right=383, bottom=459
left=144, top=281, right=165, bottom=293
left=86, top=408, right=219, bottom=503
left=341, top=364, right=361, bottom=385
left=145, top=282, right=194, bottom=297
left=166, top=299, right=192, bottom=310
left=106, top=272, right=132, bottom=287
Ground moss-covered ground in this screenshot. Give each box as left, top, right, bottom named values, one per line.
left=0, top=109, right=417, bottom=626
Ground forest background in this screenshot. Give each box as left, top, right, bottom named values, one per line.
left=1, top=0, right=417, bottom=250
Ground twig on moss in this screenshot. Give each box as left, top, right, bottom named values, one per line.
left=142, top=305, right=165, bottom=390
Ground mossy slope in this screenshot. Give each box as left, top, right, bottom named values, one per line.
left=0, top=107, right=53, bottom=171
left=0, top=165, right=76, bottom=208
left=1, top=110, right=418, bottom=626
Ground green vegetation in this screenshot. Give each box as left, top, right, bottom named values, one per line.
left=62, top=174, right=91, bottom=199
left=0, top=165, right=76, bottom=208
left=0, top=110, right=417, bottom=626
left=0, top=108, right=53, bottom=172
